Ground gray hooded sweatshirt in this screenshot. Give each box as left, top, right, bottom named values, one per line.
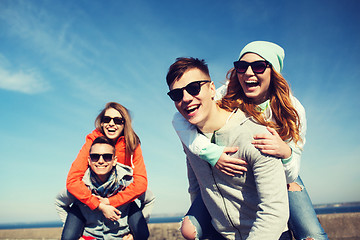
left=185, top=109, right=289, bottom=240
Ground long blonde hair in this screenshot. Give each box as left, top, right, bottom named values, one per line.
left=219, top=67, right=301, bottom=144
left=95, top=102, right=140, bottom=155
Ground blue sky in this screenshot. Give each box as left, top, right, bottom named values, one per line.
left=0, top=0, right=359, bottom=224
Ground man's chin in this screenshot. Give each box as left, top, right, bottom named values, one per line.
left=187, top=117, right=200, bottom=127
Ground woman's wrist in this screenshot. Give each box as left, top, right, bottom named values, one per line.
left=281, top=146, right=293, bottom=164
left=280, top=142, right=292, bottom=159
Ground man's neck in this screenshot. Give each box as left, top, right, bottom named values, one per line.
left=94, top=172, right=111, bottom=184
left=197, top=105, right=232, bottom=134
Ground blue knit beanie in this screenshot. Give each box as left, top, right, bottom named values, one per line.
left=239, top=41, right=285, bottom=73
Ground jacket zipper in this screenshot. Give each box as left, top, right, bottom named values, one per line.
left=209, top=164, right=243, bottom=240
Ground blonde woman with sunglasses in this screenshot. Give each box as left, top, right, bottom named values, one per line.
left=60, top=102, right=154, bottom=240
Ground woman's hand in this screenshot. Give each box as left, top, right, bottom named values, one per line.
left=123, top=233, right=134, bottom=240
left=215, top=147, right=248, bottom=176
left=97, top=203, right=121, bottom=221
left=252, top=126, right=292, bottom=159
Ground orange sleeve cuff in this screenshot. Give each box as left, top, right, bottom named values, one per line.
left=85, top=195, right=101, bottom=210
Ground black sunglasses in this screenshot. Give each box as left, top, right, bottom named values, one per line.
left=102, top=116, right=125, bottom=125
left=233, top=60, right=271, bottom=74
left=89, top=153, right=114, bottom=162
left=167, top=80, right=211, bottom=102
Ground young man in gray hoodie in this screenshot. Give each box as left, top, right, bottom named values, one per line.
left=166, top=57, right=290, bottom=240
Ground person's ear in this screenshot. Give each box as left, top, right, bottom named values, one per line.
left=112, top=156, right=117, bottom=166
left=88, top=156, right=91, bottom=165
left=210, top=81, right=216, bottom=99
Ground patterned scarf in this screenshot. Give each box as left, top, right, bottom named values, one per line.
left=88, top=168, right=126, bottom=198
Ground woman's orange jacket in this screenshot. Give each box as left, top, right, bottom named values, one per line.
left=66, top=129, right=148, bottom=210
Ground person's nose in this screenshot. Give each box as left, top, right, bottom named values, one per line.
left=98, top=155, right=105, bottom=164
left=182, top=89, right=193, bottom=102
left=108, top=118, right=115, bottom=126
left=244, top=65, right=255, bottom=75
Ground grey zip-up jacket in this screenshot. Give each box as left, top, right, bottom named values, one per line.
left=185, top=109, right=289, bottom=240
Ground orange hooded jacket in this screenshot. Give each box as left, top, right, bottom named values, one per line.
left=66, top=129, right=148, bottom=210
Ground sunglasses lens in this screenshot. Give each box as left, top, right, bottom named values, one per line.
left=168, top=89, right=183, bottom=102
left=168, top=81, right=208, bottom=102
left=251, top=62, right=267, bottom=73
left=113, top=118, right=124, bottom=125
left=234, top=61, right=249, bottom=73
left=102, top=116, right=124, bottom=125
left=102, top=116, right=111, bottom=123
left=90, top=153, right=113, bottom=162
left=102, top=154, right=113, bottom=161
left=234, top=61, right=268, bottom=74
left=185, top=82, right=201, bottom=96
left=90, top=154, right=100, bottom=161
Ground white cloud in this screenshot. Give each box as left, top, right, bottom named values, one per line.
left=0, top=67, right=50, bottom=94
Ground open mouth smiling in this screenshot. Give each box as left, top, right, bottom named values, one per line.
left=107, top=128, right=117, bottom=133
left=95, top=165, right=108, bottom=168
left=245, top=80, right=260, bottom=87
left=185, top=105, right=199, bottom=114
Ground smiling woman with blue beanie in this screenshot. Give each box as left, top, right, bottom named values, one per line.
left=222, top=41, right=329, bottom=239
left=173, top=41, right=328, bottom=239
